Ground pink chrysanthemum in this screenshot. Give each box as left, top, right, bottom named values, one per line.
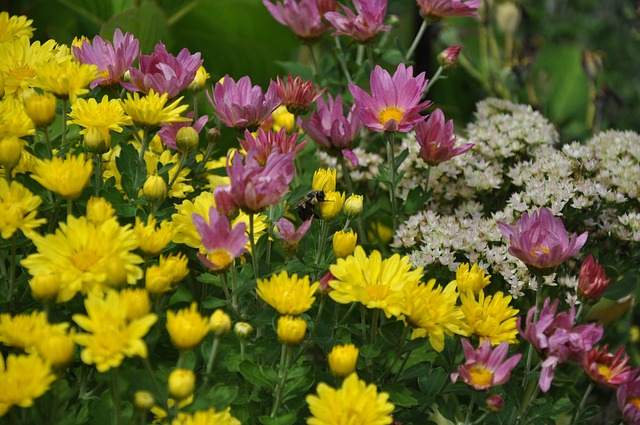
left=582, top=345, right=634, bottom=388
left=192, top=206, right=248, bottom=272
left=271, top=74, right=325, bottom=115
left=207, top=75, right=281, bottom=131
left=348, top=63, right=430, bottom=133
left=451, top=339, right=521, bottom=390
left=123, top=42, right=202, bottom=99
left=498, top=207, right=588, bottom=272
left=238, top=127, right=306, bottom=166
left=158, top=112, right=209, bottom=151
left=73, top=28, right=139, bottom=89
left=274, top=217, right=312, bottom=253
left=578, top=254, right=611, bottom=301
left=324, top=0, right=391, bottom=44
left=263, top=0, right=329, bottom=40
left=415, top=108, right=473, bottom=164
left=416, top=0, right=481, bottom=21
left=617, top=374, right=640, bottom=425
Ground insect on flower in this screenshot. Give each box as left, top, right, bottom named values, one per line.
left=294, top=190, right=329, bottom=221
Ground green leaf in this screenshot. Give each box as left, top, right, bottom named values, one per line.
left=417, top=367, right=448, bottom=401
left=381, top=383, right=419, bottom=407
left=239, top=361, right=278, bottom=389
left=259, top=412, right=297, bottom=425
left=360, top=344, right=382, bottom=359
left=200, top=384, right=239, bottom=411
left=394, top=148, right=410, bottom=170
left=101, top=3, right=169, bottom=54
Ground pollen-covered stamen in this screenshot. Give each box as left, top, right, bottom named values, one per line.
left=378, top=106, right=403, bottom=125
left=206, top=249, right=233, bottom=270
left=468, top=365, right=493, bottom=388
left=529, top=245, right=550, bottom=259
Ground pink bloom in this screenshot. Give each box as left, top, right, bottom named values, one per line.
left=238, top=127, right=306, bottom=166
left=438, top=45, right=462, bottom=69
left=271, top=74, right=325, bottom=115
left=415, top=108, right=473, bottom=164
left=274, top=217, right=312, bottom=252
left=299, top=94, right=362, bottom=166
left=348, top=63, right=431, bottom=133
left=450, top=339, right=521, bottom=390
left=318, top=271, right=334, bottom=293
left=324, top=0, right=391, bottom=44
left=498, top=207, right=588, bottom=271
left=123, top=42, right=203, bottom=99
left=158, top=112, right=209, bottom=151
left=213, top=186, right=236, bottom=217
left=578, top=254, right=611, bottom=301
left=193, top=206, right=248, bottom=271
left=582, top=345, right=634, bottom=388
left=416, top=0, right=481, bottom=21
left=227, top=148, right=296, bottom=214
left=207, top=75, right=281, bottom=131
left=73, top=29, right=139, bottom=89
left=617, top=373, right=640, bottom=425
left=485, top=394, right=504, bottom=412
left=263, top=0, right=329, bottom=40
left=518, top=297, right=603, bottom=392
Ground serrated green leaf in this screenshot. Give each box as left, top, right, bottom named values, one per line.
left=417, top=367, right=448, bottom=400
left=382, top=383, right=419, bottom=407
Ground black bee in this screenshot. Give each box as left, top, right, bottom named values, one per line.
left=294, top=190, right=326, bottom=221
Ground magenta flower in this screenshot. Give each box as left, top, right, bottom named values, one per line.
left=158, top=112, right=209, bottom=151
left=416, top=0, right=481, bottom=21
left=617, top=373, right=640, bottom=425
left=123, top=42, right=203, bottom=99
left=207, top=75, right=281, bottom=131
left=498, top=207, right=588, bottom=271
left=415, top=108, right=473, bottom=165
left=263, top=0, right=329, bottom=40
left=438, top=45, right=462, bottom=68
left=193, top=206, right=248, bottom=271
left=213, top=186, right=236, bottom=217
left=450, top=339, right=521, bottom=391
left=518, top=297, right=603, bottom=393
left=348, top=63, right=431, bottom=133
left=578, top=254, right=611, bottom=301
left=271, top=74, right=325, bottom=115
left=227, top=148, right=296, bottom=214
left=274, top=217, right=312, bottom=253
left=238, top=127, right=306, bottom=166
left=582, top=345, right=634, bottom=388
left=299, top=94, right=362, bottom=166
left=73, top=29, right=139, bottom=89
left=324, top=0, right=391, bottom=44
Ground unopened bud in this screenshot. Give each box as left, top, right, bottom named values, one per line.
left=189, top=66, right=210, bottom=92
left=486, top=394, right=504, bottom=412
left=234, top=322, right=254, bottom=339
left=438, top=46, right=462, bottom=69
left=343, top=194, right=363, bottom=218
left=210, top=309, right=232, bottom=337
left=168, top=369, right=195, bottom=401
left=23, top=90, right=57, bottom=128
left=143, top=174, right=167, bottom=203
left=134, top=391, right=155, bottom=410
left=175, top=126, right=199, bottom=153
left=206, top=127, right=221, bottom=145
left=29, top=272, right=61, bottom=301
left=582, top=49, right=603, bottom=82
left=0, top=137, right=23, bottom=170
left=84, top=126, right=111, bottom=154
left=495, top=2, right=521, bottom=36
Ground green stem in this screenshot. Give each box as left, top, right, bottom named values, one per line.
left=405, top=20, right=428, bottom=62
left=266, top=205, right=274, bottom=269
left=335, top=302, right=357, bottom=327
left=370, top=309, right=380, bottom=346
left=386, top=132, right=398, bottom=233
left=571, top=381, right=593, bottom=425
left=365, top=44, right=375, bottom=70
left=168, top=151, right=188, bottom=189
left=514, top=380, right=540, bottom=425
left=270, top=345, right=293, bottom=417
left=314, top=219, right=330, bottom=266
left=424, top=66, right=444, bottom=94
left=143, top=358, right=168, bottom=412
left=112, top=368, right=121, bottom=425
left=380, top=326, right=410, bottom=381
left=307, top=43, right=319, bottom=77
left=194, top=137, right=216, bottom=176
left=391, top=347, right=415, bottom=384
left=44, top=127, right=53, bottom=158
left=465, top=391, right=477, bottom=424
left=67, top=198, right=73, bottom=217
left=93, top=154, right=103, bottom=196
left=6, top=235, right=16, bottom=303
left=249, top=213, right=259, bottom=279
left=176, top=350, right=186, bottom=369
left=333, top=37, right=353, bottom=85
left=134, top=128, right=150, bottom=194
left=524, top=279, right=542, bottom=383
left=205, top=336, right=221, bottom=377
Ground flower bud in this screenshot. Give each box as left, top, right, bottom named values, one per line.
left=214, top=186, right=236, bottom=216
left=234, top=322, right=254, bottom=339
left=143, top=174, right=167, bottom=203
left=495, top=2, right=521, bottom=36
left=343, top=194, right=363, bottom=218
left=23, top=90, right=57, bottom=128
left=86, top=196, right=115, bottom=224
left=210, top=309, right=232, bottom=337
left=328, top=344, right=359, bottom=377
left=37, top=332, right=75, bottom=368
left=582, top=49, right=603, bottom=83
left=189, top=66, right=210, bottom=92
left=319, top=191, right=345, bottom=221
left=333, top=229, right=357, bottom=258
left=119, top=288, right=151, bottom=321
left=0, top=137, right=23, bottom=170
left=29, top=272, right=61, bottom=301
left=277, top=316, right=307, bottom=346
left=486, top=394, right=504, bottom=412
left=175, top=126, right=199, bottom=153
left=168, top=368, right=195, bottom=401
left=438, top=46, right=462, bottom=69
left=84, top=126, right=111, bottom=154
left=578, top=254, right=611, bottom=301
left=206, top=127, right=222, bottom=145
left=317, top=271, right=334, bottom=294
left=134, top=390, right=155, bottom=410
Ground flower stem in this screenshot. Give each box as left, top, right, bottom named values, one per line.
left=205, top=336, right=221, bottom=377
left=112, top=368, right=121, bottom=425
left=405, top=20, right=428, bottom=62
left=266, top=205, right=274, bottom=268
left=143, top=358, right=168, bottom=412
left=314, top=219, right=329, bottom=267
left=60, top=98, right=68, bottom=156
left=465, top=391, right=477, bottom=424
left=270, top=345, right=293, bottom=417
left=386, top=132, right=398, bottom=233
left=67, top=198, right=73, bottom=217
left=249, top=213, right=259, bottom=279
left=424, top=66, right=444, bottom=94
left=134, top=128, right=150, bottom=194
left=380, top=326, right=410, bottom=381
left=365, top=44, right=375, bottom=70
left=333, top=37, right=353, bottom=85
left=168, top=151, right=188, bottom=189
left=524, top=278, right=543, bottom=383
left=570, top=381, right=593, bottom=425
left=6, top=235, right=16, bottom=303
left=93, top=154, right=103, bottom=196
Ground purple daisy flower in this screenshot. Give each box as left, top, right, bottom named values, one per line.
left=238, top=127, right=306, bottom=166
left=263, top=0, right=329, bottom=40
left=192, top=206, right=248, bottom=272
left=451, top=339, right=521, bottom=390
left=415, top=108, right=473, bottom=164
left=325, top=0, right=391, bottom=44
left=416, top=0, right=481, bottom=21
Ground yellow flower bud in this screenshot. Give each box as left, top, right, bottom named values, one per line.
left=453, top=263, right=491, bottom=295
left=319, top=191, right=345, bottom=221
left=495, top=2, right=521, bottom=36
left=189, top=66, right=210, bottom=92
left=145, top=267, right=173, bottom=295
left=168, top=369, right=195, bottom=401
left=83, top=126, right=111, bottom=154
left=176, top=126, right=199, bottom=153
left=333, top=229, right=357, bottom=258
left=105, top=257, right=128, bottom=288
left=86, top=196, right=115, bottom=224
left=166, top=303, right=210, bottom=351
left=119, top=288, right=152, bottom=321
left=0, top=137, right=23, bottom=170
left=343, top=194, right=363, bottom=218
left=210, top=309, right=232, bottom=337
left=134, top=390, right=155, bottom=410
left=277, top=316, right=307, bottom=346
left=37, top=331, right=76, bottom=368
left=328, top=343, right=359, bottom=377
left=312, top=168, right=337, bottom=192
left=23, top=90, right=57, bottom=128
left=143, top=174, right=167, bottom=203
left=234, top=322, right=254, bottom=339
left=29, top=272, right=61, bottom=301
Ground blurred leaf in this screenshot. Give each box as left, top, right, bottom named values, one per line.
left=259, top=412, right=297, bottom=425
left=101, top=3, right=169, bottom=53
left=417, top=367, right=448, bottom=400
left=360, top=344, right=382, bottom=358
left=382, top=383, right=419, bottom=407
left=239, top=361, right=278, bottom=389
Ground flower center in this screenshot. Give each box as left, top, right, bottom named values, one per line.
left=72, top=249, right=100, bottom=272
left=378, top=107, right=403, bottom=126
left=529, top=245, right=550, bottom=259
left=207, top=249, right=232, bottom=271
left=597, top=363, right=612, bottom=381
left=9, top=67, right=36, bottom=80
left=365, top=284, right=388, bottom=301
left=468, top=365, right=493, bottom=388
left=627, top=396, right=640, bottom=409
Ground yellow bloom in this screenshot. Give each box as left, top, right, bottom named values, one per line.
left=329, top=246, right=423, bottom=318
left=0, top=37, right=57, bottom=98
left=403, top=280, right=469, bottom=352
left=168, top=369, right=195, bottom=401
left=368, top=221, right=393, bottom=244
left=319, top=190, right=345, bottom=221
left=0, top=352, right=55, bottom=417
left=21, top=215, right=143, bottom=302
left=0, top=12, right=34, bottom=43
left=0, top=136, right=23, bottom=170
left=327, top=344, right=359, bottom=377
left=73, top=289, right=158, bottom=372
left=343, top=194, right=363, bottom=218
left=134, top=390, right=155, bottom=411
left=459, top=290, right=519, bottom=345
left=22, top=89, right=57, bottom=128
left=452, top=263, right=491, bottom=295
left=210, top=309, right=232, bottom=337
left=171, top=408, right=241, bottom=425
left=67, top=95, right=132, bottom=143
left=29, top=272, right=62, bottom=301
left=119, top=288, right=152, bottom=321
left=121, top=89, right=190, bottom=129
left=271, top=105, right=295, bottom=133
left=133, top=215, right=175, bottom=257
left=32, top=154, right=93, bottom=200
left=332, top=229, right=357, bottom=258
left=0, top=179, right=46, bottom=239
left=0, top=310, right=50, bottom=351
left=188, top=65, right=210, bottom=92
left=144, top=253, right=189, bottom=295
left=86, top=196, right=115, bottom=224
left=306, top=373, right=394, bottom=425
left=277, top=315, right=307, bottom=346
left=35, top=326, right=76, bottom=368
left=33, top=59, right=98, bottom=102
left=312, top=168, right=337, bottom=192
left=0, top=97, right=35, bottom=139
left=166, top=302, right=210, bottom=350
left=257, top=271, right=318, bottom=316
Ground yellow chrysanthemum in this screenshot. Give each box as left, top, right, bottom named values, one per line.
left=0, top=179, right=46, bottom=239
left=86, top=196, right=115, bottom=224
left=171, top=191, right=267, bottom=252
left=172, top=408, right=241, bottom=425
left=0, top=97, right=35, bottom=139
left=31, top=154, right=93, bottom=200
left=257, top=271, right=319, bottom=316
left=166, top=302, right=210, bottom=350
left=145, top=253, right=189, bottom=295
left=459, top=290, right=520, bottom=345
left=0, top=36, right=57, bottom=98
left=306, top=373, right=394, bottom=425
left=33, top=59, right=98, bottom=103
left=73, top=289, right=158, bottom=372
left=277, top=315, right=307, bottom=346
left=119, top=288, right=152, bottom=321
left=319, top=190, right=345, bottom=221
left=327, top=344, right=359, bottom=377
left=121, top=89, right=190, bottom=129
left=0, top=310, right=50, bottom=351
left=35, top=325, right=76, bottom=368
left=452, top=263, right=491, bottom=295
left=21, top=215, right=144, bottom=302
left=0, top=352, right=55, bottom=417
left=312, top=168, right=337, bottom=192
left=133, top=215, right=175, bottom=257
left=329, top=246, right=423, bottom=318
left=67, top=95, right=133, bottom=141
left=271, top=105, right=295, bottom=133
left=0, top=12, right=34, bottom=43
left=403, top=280, right=469, bottom=352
